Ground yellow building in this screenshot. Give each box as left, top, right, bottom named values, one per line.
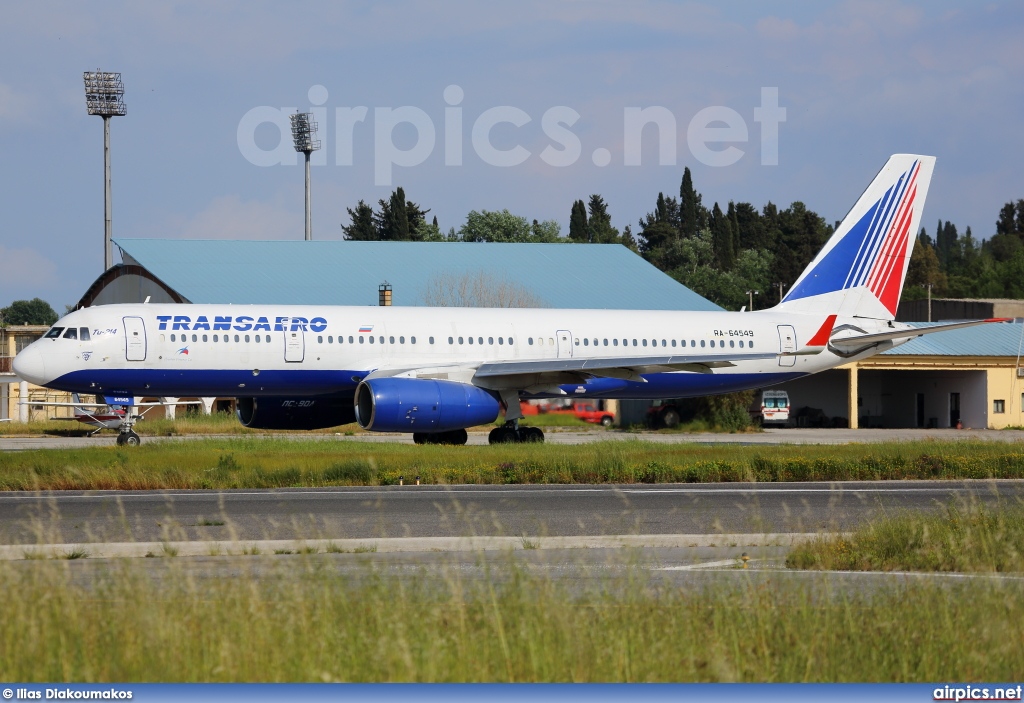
left=1, top=325, right=76, bottom=422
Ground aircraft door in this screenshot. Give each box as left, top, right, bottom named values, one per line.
left=777, top=325, right=796, bottom=367
left=556, top=330, right=573, bottom=358
left=123, top=317, right=147, bottom=361
left=284, top=322, right=305, bottom=363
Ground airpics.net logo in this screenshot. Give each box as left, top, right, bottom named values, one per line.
left=236, top=85, right=786, bottom=186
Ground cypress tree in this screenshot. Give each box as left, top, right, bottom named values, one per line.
left=587, top=194, right=619, bottom=244
left=569, top=199, right=589, bottom=242
left=679, top=167, right=698, bottom=239
left=711, top=202, right=735, bottom=271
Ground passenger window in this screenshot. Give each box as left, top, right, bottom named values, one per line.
left=642, top=339, right=647, bottom=347
left=468, top=337, right=473, bottom=345
left=64, top=328, right=78, bottom=340
left=508, top=338, right=513, bottom=345
left=411, top=336, right=416, bottom=344
left=348, top=336, right=354, bottom=344
left=730, top=340, right=735, bottom=348
left=399, top=336, right=404, bottom=344
left=192, top=334, right=198, bottom=343
left=574, top=338, right=579, bottom=346
left=160, top=334, right=166, bottom=342
left=671, top=340, right=676, bottom=347
left=458, top=337, right=464, bottom=344
left=203, top=334, right=208, bottom=342
left=499, top=337, right=504, bottom=345
left=548, top=338, right=554, bottom=345
left=244, top=335, right=250, bottom=343
left=369, top=336, right=375, bottom=344
left=318, top=336, right=323, bottom=344
left=613, top=339, right=618, bottom=346
left=266, top=336, right=271, bottom=343
left=80, top=327, right=90, bottom=341
left=535, top=337, right=541, bottom=346
left=583, top=338, right=589, bottom=346
left=488, top=337, right=494, bottom=345
left=690, top=340, right=696, bottom=347
left=449, top=337, right=454, bottom=344
left=234, top=335, right=240, bottom=342
left=390, top=336, right=395, bottom=344
left=603, top=339, right=608, bottom=346
left=749, top=341, right=754, bottom=349
left=700, top=340, right=705, bottom=348
left=359, top=336, right=364, bottom=344
left=738, top=340, right=743, bottom=348
left=170, top=334, right=176, bottom=342
left=379, top=336, right=384, bottom=344
left=661, top=339, right=666, bottom=346
left=478, top=337, right=483, bottom=345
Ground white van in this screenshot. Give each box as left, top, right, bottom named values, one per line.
left=754, top=390, right=790, bottom=426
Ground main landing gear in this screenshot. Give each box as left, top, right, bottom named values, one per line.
left=488, top=420, right=544, bottom=444
left=413, top=429, right=469, bottom=445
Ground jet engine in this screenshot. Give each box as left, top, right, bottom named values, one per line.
left=236, top=395, right=356, bottom=430
left=354, top=377, right=500, bottom=432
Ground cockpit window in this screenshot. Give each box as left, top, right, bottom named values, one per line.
left=63, top=328, right=78, bottom=340
left=44, top=327, right=65, bottom=339
left=79, top=327, right=91, bottom=341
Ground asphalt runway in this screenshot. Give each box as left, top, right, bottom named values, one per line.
left=2, top=480, right=1021, bottom=546
left=3, top=427, right=1024, bottom=450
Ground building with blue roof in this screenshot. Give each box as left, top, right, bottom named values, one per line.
left=76, top=239, right=722, bottom=312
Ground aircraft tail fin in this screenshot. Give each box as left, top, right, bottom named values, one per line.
left=775, top=154, right=935, bottom=320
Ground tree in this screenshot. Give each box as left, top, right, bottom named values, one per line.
left=1, top=298, right=58, bottom=326
left=530, top=219, right=562, bottom=242
left=568, top=200, right=589, bottom=242
left=710, top=202, right=735, bottom=271
left=422, top=271, right=546, bottom=307
left=679, top=167, right=700, bottom=239
left=904, top=238, right=947, bottom=298
left=586, top=194, right=619, bottom=244
left=457, top=210, right=532, bottom=242
left=341, top=200, right=376, bottom=240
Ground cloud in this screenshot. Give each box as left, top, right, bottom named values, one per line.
left=173, top=194, right=301, bottom=240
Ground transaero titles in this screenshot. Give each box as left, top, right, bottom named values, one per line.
left=155, top=315, right=328, bottom=333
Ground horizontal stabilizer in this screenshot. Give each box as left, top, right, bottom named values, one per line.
left=829, top=318, right=1011, bottom=352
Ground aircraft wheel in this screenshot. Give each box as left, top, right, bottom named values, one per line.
left=124, top=431, right=141, bottom=446
left=489, top=427, right=516, bottom=444
left=413, top=432, right=427, bottom=445
left=522, top=427, right=544, bottom=443
left=115, top=434, right=125, bottom=446
left=447, top=428, right=468, bottom=446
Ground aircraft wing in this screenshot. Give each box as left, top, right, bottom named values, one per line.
left=19, top=400, right=203, bottom=408
left=474, top=351, right=779, bottom=384
left=829, top=318, right=1012, bottom=352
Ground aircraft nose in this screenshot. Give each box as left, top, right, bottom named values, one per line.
left=12, top=345, right=46, bottom=385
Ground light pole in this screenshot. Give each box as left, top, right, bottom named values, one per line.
left=746, top=290, right=759, bottom=311
left=290, top=111, right=321, bottom=241
left=83, top=70, right=126, bottom=271
left=775, top=282, right=787, bottom=305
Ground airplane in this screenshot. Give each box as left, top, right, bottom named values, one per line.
left=12, top=154, right=1010, bottom=446
left=24, top=393, right=201, bottom=443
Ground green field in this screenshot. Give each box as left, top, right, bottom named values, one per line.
left=0, top=553, right=1020, bottom=682
left=2, top=437, right=1024, bottom=490
left=788, top=503, right=1024, bottom=572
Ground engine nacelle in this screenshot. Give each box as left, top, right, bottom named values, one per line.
left=354, top=377, right=500, bottom=432
left=236, top=395, right=356, bottom=430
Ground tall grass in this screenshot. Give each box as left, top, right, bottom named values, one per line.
left=788, top=503, right=1024, bottom=572
left=3, top=439, right=1024, bottom=490
left=0, top=555, right=1020, bottom=682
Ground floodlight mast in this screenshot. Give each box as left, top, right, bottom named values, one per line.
left=290, top=112, right=320, bottom=241
left=83, top=70, right=126, bottom=271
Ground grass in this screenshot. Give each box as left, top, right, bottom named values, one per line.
left=0, top=555, right=1020, bottom=682
left=3, top=437, right=1024, bottom=490
left=788, top=503, right=1024, bottom=573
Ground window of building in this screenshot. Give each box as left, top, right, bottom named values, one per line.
left=994, top=399, right=1006, bottom=414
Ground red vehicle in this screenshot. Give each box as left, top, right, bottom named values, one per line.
left=570, top=402, right=615, bottom=427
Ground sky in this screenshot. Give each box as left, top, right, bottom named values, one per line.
left=1, top=0, right=1022, bottom=310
